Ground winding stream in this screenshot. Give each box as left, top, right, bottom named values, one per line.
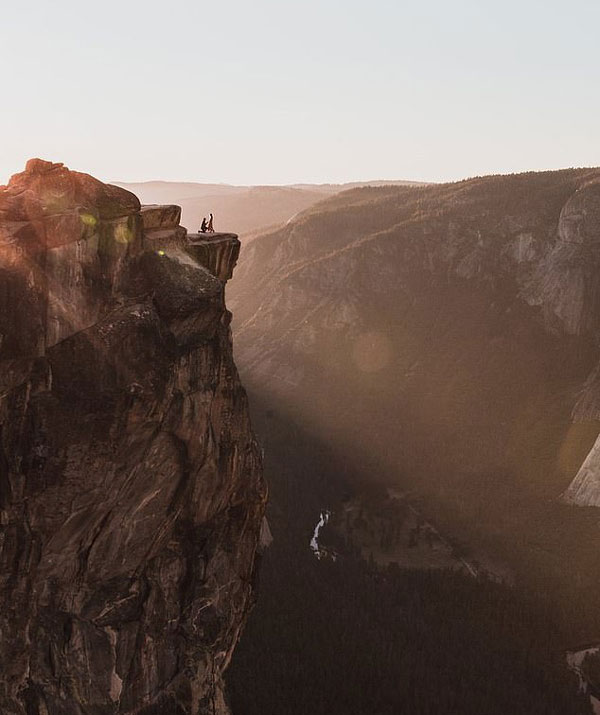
left=310, top=510, right=331, bottom=559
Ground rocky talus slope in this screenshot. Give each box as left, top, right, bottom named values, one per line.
left=0, top=159, right=266, bottom=714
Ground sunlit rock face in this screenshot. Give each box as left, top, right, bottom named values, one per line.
left=525, top=180, right=600, bottom=337
left=563, top=438, right=600, bottom=507
left=0, top=159, right=265, bottom=714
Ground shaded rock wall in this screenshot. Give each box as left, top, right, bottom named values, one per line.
left=0, top=160, right=265, bottom=714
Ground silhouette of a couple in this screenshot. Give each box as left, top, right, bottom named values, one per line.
left=200, top=213, right=214, bottom=233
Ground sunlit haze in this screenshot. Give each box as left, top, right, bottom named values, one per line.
left=2, top=0, right=600, bottom=185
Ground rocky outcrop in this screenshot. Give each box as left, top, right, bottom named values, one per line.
left=187, top=234, right=241, bottom=283
left=525, top=180, right=600, bottom=337
left=563, top=439, right=600, bottom=507
left=0, top=159, right=266, bottom=714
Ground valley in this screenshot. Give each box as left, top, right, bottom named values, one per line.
left=116, top=179, right=424, bottom=239
left=226, top=169, right=600, bottom=713
left=226, top=395, right=591, bottom=714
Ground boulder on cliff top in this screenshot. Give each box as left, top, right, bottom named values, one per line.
left=140, top=204, right=182, bottom=230
left=0, top=158, right=140, bottom=221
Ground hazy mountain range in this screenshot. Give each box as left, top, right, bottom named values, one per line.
left=114, top=179, right=425, bottom=237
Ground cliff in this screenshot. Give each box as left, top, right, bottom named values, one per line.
left=0, top=159, right=266, bottom=714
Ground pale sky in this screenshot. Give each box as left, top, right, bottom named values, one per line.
left=2, top=0, right=599, bottom=185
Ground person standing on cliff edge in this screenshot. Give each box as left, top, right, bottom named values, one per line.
left=207, top=213, right=214, bottom=232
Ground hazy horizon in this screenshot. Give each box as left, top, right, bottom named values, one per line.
left=3, top=0, right=600, bottom=185
left=113, top=166, right=598, bottom=188
left=2, top=163, right=597, bottom=192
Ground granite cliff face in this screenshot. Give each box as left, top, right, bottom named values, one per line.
left=0, top=159, right=266, bottom=714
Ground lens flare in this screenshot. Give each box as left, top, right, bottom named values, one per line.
left=352, top=331, right=392, bottom=373
left=79, top=213, right=97, bottom=228
left=114, top=223, right=133, bottom=244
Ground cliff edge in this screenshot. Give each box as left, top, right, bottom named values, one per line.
left=0, top=159, right=266, bottom=714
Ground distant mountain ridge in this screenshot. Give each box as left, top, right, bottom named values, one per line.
left=114, top=179, right=426, bottom=237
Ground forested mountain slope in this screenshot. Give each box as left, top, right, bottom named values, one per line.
left=228, top=169, right=600, bottom=628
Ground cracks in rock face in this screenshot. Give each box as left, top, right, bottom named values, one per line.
left=76, top=509, right=114, bottom=588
